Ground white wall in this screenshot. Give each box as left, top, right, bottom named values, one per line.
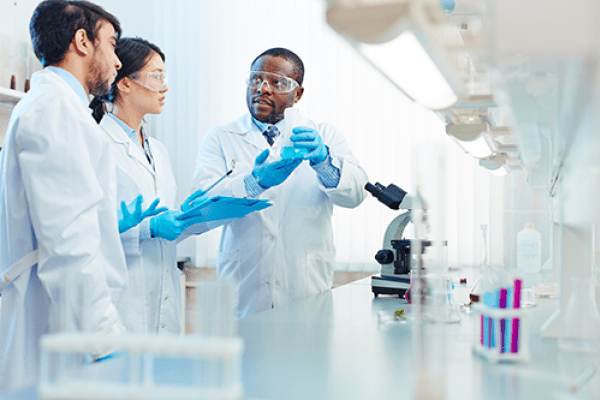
left=0, top=0, right=154, bottom=40
left=0, top=1, right=39, bottom=151
left=0, top=0, right=504, bottom=272
left=148, top=0, right=501, bottom=270
left=0, top=0, right=37, bottom=41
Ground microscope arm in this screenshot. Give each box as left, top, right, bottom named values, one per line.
left=382, top=211, right=412, bottom=251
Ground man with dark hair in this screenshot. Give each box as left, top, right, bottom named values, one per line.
left=0, top=0, right=126, bottom=391
left=190, top=47, right=368, bottom=318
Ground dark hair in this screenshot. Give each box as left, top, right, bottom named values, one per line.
left=251, top=47, right=305, bottom=86
left=30, top=0, right=121, bottom=67
left=90, top=37, right=165, bottom=123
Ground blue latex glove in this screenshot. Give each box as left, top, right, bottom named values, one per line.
left=150, top=209, right=213, bottom=241
left=290, top=126, right=328, bottom=165
left=118, top=194, right=168, bottom=233
left=181, top=188, right=208, bottom=212
left=94, top=351, right=127, bottom=363
left=252, top=149, right=302, bottom=189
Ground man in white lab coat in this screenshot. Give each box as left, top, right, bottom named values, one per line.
left=190, top=47, right=368, bottom=318
left=0, top=0, right=126, bottom=391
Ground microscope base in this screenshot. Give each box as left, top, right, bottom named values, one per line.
left=371, top=274, right=410, bottom=298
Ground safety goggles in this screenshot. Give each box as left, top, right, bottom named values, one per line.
left=129, top=71, right=168, bottom=92
left=245, top=71, right=299, bottom=93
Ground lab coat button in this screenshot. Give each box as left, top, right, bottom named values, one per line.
left=160, top=323, right=166, bottom=329
left=164, top=296, right=168, bottom=301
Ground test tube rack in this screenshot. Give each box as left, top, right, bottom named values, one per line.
left=472, top=304, right=530, bottom=363
left=38, top=332, right=244, bottom=400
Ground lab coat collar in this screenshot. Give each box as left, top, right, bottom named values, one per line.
left=101, top=115, right=155, bottom=176
left=251, top=117, right=286, bottom=139
left=107, top=113, right=143, bottom=146
left=225, top=113, right=269, bottom=151
left=102, top=114, right=130, bottom=145
left=224, top=113, right=254, bottom=134
left=45, top=66, right=90, bottom=106
left=31, top=70, right=91, bottom=116
left=226, top=113, right=286, bottom=134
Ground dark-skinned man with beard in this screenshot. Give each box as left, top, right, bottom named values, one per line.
left=189, top=47, right=368, bottom=319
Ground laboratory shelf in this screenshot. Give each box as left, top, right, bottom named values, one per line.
left=0, top=87, right=25, bottom=104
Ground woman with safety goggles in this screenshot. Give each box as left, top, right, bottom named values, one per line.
left=90, top=38, right=198, bottom=335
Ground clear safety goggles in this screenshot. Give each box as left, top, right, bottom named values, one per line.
left=129, top=71, right=168, bottom=92
left=245, top=71, right=299, bottom=93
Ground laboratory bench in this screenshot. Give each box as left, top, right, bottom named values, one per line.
left=237, top=272, right=598, bottom=400
left=5, top=270, right=599, bottom=400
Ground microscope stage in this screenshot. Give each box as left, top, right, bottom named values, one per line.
left=371, top=274, right=410, bottom=298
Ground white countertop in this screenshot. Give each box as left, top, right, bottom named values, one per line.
left=5, top=273, right=599, bottom=400
left=238, top=276, right=598, bottom=400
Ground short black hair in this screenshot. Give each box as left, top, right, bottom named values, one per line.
left=251, top=47, right=305, bottom=86
left=90, top=37, right=165, bottom=123
left=30, top=0, right=121, bottom=67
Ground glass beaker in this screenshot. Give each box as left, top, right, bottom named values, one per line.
left=186, top=277, right=236, bottom=337
left=558, top=277, right=600, bottom=353
left=278, top=107, right=311, bottom=161
left=426, top=273, right=461, bottom=323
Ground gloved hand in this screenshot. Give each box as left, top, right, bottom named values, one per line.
left=118, top=194, right=168, bottom=233
left=181, top=188, right=208, bottom=212
left=150, top=208, right=212, bottom=241
left=252, top=149, right=302, bottom=189
left=290, top=126, right=328, bottom=165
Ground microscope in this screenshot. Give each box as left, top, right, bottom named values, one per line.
left=365, top=182, right=414, bottom=298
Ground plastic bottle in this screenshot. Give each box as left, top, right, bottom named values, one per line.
left=517, top=223, right=541, bottom=273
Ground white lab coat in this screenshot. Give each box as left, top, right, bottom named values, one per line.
left=0, top=69, right=128, bottom=391
left=100, top=116, right=181, bottom=335
left=190, top=112, right=368, bottom=318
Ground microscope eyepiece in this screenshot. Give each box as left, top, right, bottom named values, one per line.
left=364, top=182, right=407, bottom=210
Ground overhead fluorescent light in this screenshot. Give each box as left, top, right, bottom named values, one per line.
left=479, top=154, right=508, bottom=176
left=357, top=31, right=458, bottom=110
left=446, top=123, right=497, bottom=159
left=326, top=0, right=463, bottom=110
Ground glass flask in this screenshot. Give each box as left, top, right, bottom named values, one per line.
left=470, top=224, right=495, bottom=303
left=558, top=277, right=600, bottom=353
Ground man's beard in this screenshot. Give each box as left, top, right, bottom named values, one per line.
left=252, top=108, right=284, bottom=125
left=88, top=59, right=111, bottom=97
left=90, top=77, right=111, bottom=97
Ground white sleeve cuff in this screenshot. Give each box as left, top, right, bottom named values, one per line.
left=243, top=172, right=266, bottom=198
left=139, top=218, right=152, bottom=240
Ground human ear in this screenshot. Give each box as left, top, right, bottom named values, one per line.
left=116, top=77, right=132, bottom=94
left=293, top=86, right=304, bottom=104
left=72, top=28, right=92, bottom=56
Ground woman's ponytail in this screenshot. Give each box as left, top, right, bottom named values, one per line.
left=89, top=96, right=107, bottom=123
